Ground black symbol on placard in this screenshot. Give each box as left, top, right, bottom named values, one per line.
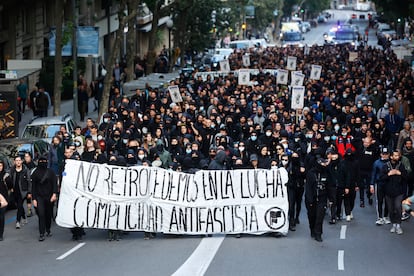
left=295, top=79, right=300, bottom=85
left=280, top=75, right=285, bottom=81
left=295, top=94, right=301, bottom=104
left=264, top=207, right=286, bottom=230
left=290, top=62, right=294, bottom=68
left=314, top=70, right=318, bottom=77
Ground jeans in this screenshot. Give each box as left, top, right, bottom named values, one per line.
left=14, top=193, right=26, bottom=222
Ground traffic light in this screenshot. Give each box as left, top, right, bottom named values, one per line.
left=300, top=9, right=304, bottom=13
left=242, top=22, right=246, bottom=30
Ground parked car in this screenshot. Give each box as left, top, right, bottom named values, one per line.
left=0, top=138, right=50, bottom=170
left=21, top=114, right=76, bottom=143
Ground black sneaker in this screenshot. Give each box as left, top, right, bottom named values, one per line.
left=314, top=235, right=323, bottom=242
left=39, top=235, right=45, bottom=242
left=329, top=218, right=336, bottom=224
left=46, top=231, right=52, bottom=237
left=360, top=201, right=365, bottom=208
left=289, top=225, right=296, bottom=231
left=295, top=217, right=300, bottom=225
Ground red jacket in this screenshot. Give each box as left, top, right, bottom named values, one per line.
left=336, top=135, right=355, bottom=158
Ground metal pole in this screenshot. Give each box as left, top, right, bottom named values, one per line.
left=72, top=0, right=78, bottom=121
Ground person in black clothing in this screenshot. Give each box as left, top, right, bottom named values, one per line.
left=342, top=148, right=359, bottom=221
left=326, top=148, right=344, bottom=224
left=31, top=156, right=58, bottom=241
left=356, top=137, right=378, bottom=207
left=0, top=161, right=8, bottom=241
left=23, top=151, right=36, bottom=217
left=305, top=157, right=330, bottom=242
left=8, top=156, right=32, bottom=229
left=380, top=150, right=408, bottom=234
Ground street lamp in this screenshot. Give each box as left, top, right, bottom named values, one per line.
left=166, top=18, right=173, bottom=72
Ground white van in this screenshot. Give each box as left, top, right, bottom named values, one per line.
left=228, top=39, right=267, bottom=50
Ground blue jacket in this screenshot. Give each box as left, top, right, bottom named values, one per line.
left=371, top=158, right=388, bottom=186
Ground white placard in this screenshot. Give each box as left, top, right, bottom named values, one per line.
left=291, top=71, right=305, bottom=86
left=219, top=60, right=230, bottom=72
left=277, top=69, right=289, bottom=85
left=310, top=65, right=322, bottom=80
left=242, top=55, right=251, bottom=67
left=304, top=45, right=310, bottom=56
left=286, top=56, right=297, bottom=71
left=291, top=86, right=305, bottom=110
left=238, top=69, right=251, bottom=85
left=168, top=85, right=183, bottom=103
left=349, top=52, right=358, bottom=62
left=56, top=160, right=289, bottom=235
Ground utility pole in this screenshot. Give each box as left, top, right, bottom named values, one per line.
left=72, top=0, right=78, bottom=121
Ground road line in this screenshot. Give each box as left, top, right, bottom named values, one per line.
left=340, top=225, right=347, bottom=239
left=171, top=235, right=225, bottom=276
left=338, top=250, right=345, bottom=270
left=56, top=242, right=86, bottom=260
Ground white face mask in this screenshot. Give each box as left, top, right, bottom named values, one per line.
left=104, top=118, right=109, bottom=123
left=342, top=132, right=347, bottom=137
left=282, top=143, right=288, bottom=149
left=97, top=135, right=103, bottom=141
left=294, top=138, right=300, bottom=142
left=306, top=134, right=313, bottom=139
left=123, top=139, right=128, bottom=144
left=334, top=125, right=340, bottom=132
left=186, top=149, right=192, bottom=154
left=271, top=165, right=278, bottom=169
left=266, top=131, right=272, bottom=137
left=324, top=136, right=330, bottom=142
left=239, top=146, right=245, bottom=152
left=281, top=160, right=288, bottom=166
left=138, top=154, right=145, bottom=160
left=332, top=118, right=337, bottom=124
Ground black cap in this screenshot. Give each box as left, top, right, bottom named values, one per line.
left=381, top=147, right=389, bottom=154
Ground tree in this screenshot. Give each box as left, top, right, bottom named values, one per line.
left=99, top=0, right=137, bottom=119
left=53, top=0, right=64, bottom=116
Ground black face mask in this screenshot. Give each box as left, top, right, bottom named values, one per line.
left=127, top=157, right=137, bottom=164
left=38, top=161, right=48, bottom=168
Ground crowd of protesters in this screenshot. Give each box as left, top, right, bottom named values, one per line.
left=2, top=41, right=414, bottom=242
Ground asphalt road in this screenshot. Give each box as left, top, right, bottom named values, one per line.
left=8, top=9, right=413, bottom=276
left=1, top=197, right=413, bottom=276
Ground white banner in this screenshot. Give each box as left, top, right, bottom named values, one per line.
left=242, top=55, right=251, bottom=67
left=238, top=69, right=251, bottom=85
left=291, top=86, right=305, bottom=110
left=168, top=85, right=183, bottom=103
left=277, top=69, right=289, bottom=85
left=286, top=56, right=297, bottom=71
left=219, top=60, right=230, bottom=72
left=56, top=160, right=289, bottom=235
left=310, top=65, right=322, bottom=80
left=291, top=71, right=305, bottom=86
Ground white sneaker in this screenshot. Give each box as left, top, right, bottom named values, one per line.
left=383, top=217, right=391, bottom=224
left=396, top=224, right=403, bottom=235
left=375, top=218, right=384, bottom=225
left=15, top=222, right=21, bottom=229
left=350, top=212, right=354, bottom=220
left=346, top=215, right=351, bottom=222
left=390, top=225, right=396, bottom=233
left=22, top=218, right=28, bottom=225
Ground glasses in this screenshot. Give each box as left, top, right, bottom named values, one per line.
left=276, top=148, right=283, bottom=150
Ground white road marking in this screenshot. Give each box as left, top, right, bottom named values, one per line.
left=56, top=242, right=86, bottom=260
left=340, top=225, right=347, bottom=239
left=172, top=236, right=225, bottom=276
left=338, top=250, right=345, bottom=271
